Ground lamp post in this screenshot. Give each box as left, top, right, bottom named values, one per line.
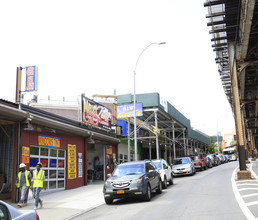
left=133, top=42, right=166, bottom=161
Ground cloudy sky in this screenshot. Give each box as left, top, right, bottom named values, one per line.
left=0, top=0, right=236, bottom=136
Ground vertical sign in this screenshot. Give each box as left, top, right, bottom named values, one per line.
left=22, top=146, right=30, bottom=163
left=78, top=153, right=82, bottom=178
left=68, top=144, right=77, bottom=179
left=25, top=66, right=38, bottom=92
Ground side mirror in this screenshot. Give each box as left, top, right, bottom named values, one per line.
left=107, top=173, right=112, bottom=177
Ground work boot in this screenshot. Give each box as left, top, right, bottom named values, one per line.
left=33, top=206, right=38, bottom=210
left=22, top=202, right=27, bottom=207
left=17, top=203, right=22, bottom=207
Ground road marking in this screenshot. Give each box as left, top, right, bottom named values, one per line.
left=239, top=188, right=258, bottom=192
left=242, top=193, right=258, bottom=198
left=231, top=166, right=256, bottom=220
left=246, top=201, right=258, bottom=207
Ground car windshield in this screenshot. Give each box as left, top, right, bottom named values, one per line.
left=193, top=156, right=199, bottom=160
left=112, top=164, right=144, bottom=177
left=153, top=162, right=162, bottom=169
left=173, top=158, right=189, bottom=165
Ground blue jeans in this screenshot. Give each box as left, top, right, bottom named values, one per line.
left=19, top=185, right=28, bottom=203
left=33, top=187, right=42, bottom=207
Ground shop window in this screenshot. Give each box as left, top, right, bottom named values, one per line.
left=58, top=170, right=64, bottom=178
left=49, top=170, right=56, bottom=179
left=58, top=151, right=65, bottom=158
left=30, top=158, right=39, bottom=167
left=40, top=159, right=48, bottom=167
left=50, top=159, right=57, bottom=167
left=30, top=146, right=65, bottom=191
left=58, top=160, right=65, bottom=168
left=30, top=147, right=39, bottom=155
left=50, top=149, right=57, bottom=157
left=40, top=148, right=48, bottom=156
left=58, top=180, right=64, bottom=188
left=49, top=181, right=56, bottom=189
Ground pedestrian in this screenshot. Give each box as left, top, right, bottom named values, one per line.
left=30, top=162, right=46, bottom=210
left=16, top=163, right=31, bottom=207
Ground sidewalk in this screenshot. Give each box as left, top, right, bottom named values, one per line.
left=17, top=181, right=105, bottom=220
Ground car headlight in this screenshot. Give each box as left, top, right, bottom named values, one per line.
left=131, top=178, right=143, bottom=184
left=104, top=181, right=112, bottom=186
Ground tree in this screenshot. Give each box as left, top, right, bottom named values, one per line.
left=208, top=143, right=216, bottom=154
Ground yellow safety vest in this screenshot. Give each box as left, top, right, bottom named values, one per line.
left=17, top=170, right=30, bottom=188
left=33, top=169, right=45, bottom=188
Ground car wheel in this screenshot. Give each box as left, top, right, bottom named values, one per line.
left=190, top=168, right=194, bottom=176
left=143, top=184, right=151, bottom=201
left=169, top=176, right=173, bottom=185
left=156, top=180, right=162, bottom=194
left=104, top=197, right=113, bottom=205
left=162, top=176, right=167, bottom=189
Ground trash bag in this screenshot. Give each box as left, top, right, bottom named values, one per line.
left=28, top=189, right=33, bottom=200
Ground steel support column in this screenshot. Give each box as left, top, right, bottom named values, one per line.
left=155, top=111, right=159, bottom=159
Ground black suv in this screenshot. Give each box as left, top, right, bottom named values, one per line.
left=103, top=160, right=162, bottom=204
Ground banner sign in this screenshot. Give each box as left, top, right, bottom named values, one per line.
left=82, top=96, right=112, bottom=130
left=117, top=103, right=143, bottom=118
left=22, top=146, right=30, bottom=163
left=68, top=144, right=77, bottom=179
left=25, top=66, right=38, bottom=92
left=38, top=135, right=60, bottom=148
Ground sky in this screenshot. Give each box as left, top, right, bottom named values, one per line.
left=0, top=0, right=236, bottom=137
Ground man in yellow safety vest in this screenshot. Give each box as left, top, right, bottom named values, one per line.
left=30, top=162, right=46, bottom=210
left=16, top=163, right=31, bottom=207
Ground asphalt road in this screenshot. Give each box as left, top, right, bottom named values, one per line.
left=74, top=161, right=246, bottom=220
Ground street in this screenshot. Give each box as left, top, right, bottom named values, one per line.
left=73, top=161, right=246, bottom=220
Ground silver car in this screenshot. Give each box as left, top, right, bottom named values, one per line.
left=0, top=200, right=39, bottom=220
left=172, top=157, right=195, bottom=176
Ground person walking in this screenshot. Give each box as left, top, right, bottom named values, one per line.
left=16, top=163, right=31, bottom=207
left=30, top=162, right=46, bottom=210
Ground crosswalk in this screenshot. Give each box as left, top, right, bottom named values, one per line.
left=232, top=162, right=258, bottom=220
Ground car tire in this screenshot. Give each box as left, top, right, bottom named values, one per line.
left=162, top=176, right=167, bottom=189
left=156, top=180, right=162, bottom=194
left=104, top=197, right=113, bottom=205
left=143, top=184, right=151, bottom=201
left=190, top=168, right=194, bottom=176
left=169, top=176, right=173, bottom=185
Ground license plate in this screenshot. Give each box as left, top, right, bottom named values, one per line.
left=179, top=171, right=183, bottom=173
left=117, top=190, right=125, bottom=194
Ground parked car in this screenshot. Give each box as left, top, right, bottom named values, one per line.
left=204, top=156, right=213, bottom=168
left=223, top=155, right=229, bottom=163
left=215, top=155, right=222, bottom=165
left=103, top=160, right=162, bottom=204
left=172, top=157, right=195, bottom=176
left=190, top=155, right=206, bottom=171
left=224, top=154, right=230, bottom=162
left=153, top=159, right=173, bottom=189
left=207, top=154, right=218, bottom=166
left=217, top=155, right=225, bottom=164
left=0, top=200, right=40, bottom=220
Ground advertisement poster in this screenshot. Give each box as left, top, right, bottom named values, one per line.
left=22, top=146, right=30, bottom=163
left=117, top=103, right=143, bottom=118
left=68, top=144, right=77, bottom=179
left=78, top=153, right=83, bottom=178
left=82, top=96, right=112, bottom=130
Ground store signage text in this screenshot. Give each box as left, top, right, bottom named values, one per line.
left=117, top=103, right=143, bottom=118
left=22, top=146, right=30, bottom=163
left=82, top=96, right=112, bottom=130
left=38, top=135, right=60, bottom=148
left=25, top=66, right=38, bottom=92
left=68, top=144, right=77, bottom=179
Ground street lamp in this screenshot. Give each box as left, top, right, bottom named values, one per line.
left=133, top=42, right=166, bottom=161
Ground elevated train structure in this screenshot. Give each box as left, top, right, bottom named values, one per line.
left=204, top=0, right=258, bottom=172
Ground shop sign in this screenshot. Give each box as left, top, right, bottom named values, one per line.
left=22, top=146, right=30, bottom=163
left=25, top=66, right=38, bottom=92
left=78, top=153, right=82, bottom=178
left=117, top=103, right=143, bottom=118
left=38, top=135, right=60, bottom=148
left=82, top=96, right=112, bottom=130
left=68, top=144, right=77, bottom=179
left=106, top=145, right=112, bottom=155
